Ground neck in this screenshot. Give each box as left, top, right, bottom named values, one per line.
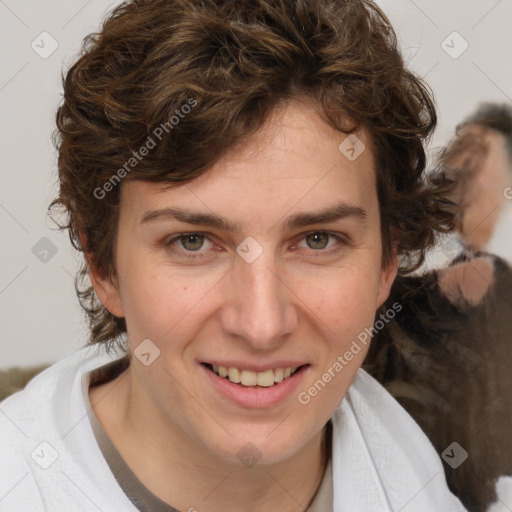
left=89, top=366, right=329, bottom=512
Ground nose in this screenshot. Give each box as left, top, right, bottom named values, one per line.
left=219, top=249, right=298, bottom=351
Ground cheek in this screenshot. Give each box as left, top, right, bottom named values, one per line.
left=300, top=265, right=382, bottom=341
left=118, top=265, right=197, bottom=342
left=117, top=258, right=232, bottom=354
left=118, top=243, right=382, bottom=352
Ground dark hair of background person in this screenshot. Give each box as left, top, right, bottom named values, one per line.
left=50, top=0, right=454, bottom=351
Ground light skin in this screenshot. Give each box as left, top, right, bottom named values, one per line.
left=88, top=99, right=398, bottom=512
left=448, top=123, right=511, bottom=249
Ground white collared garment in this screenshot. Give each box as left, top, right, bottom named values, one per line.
left=0, top=344, right=470, bottom=512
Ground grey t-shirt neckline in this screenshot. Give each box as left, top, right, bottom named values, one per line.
left=85, top=358, right=333, bottom=512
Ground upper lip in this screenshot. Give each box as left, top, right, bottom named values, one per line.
left=202, top=361, right=308, bottom=372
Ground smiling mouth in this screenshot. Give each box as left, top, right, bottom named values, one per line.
left=202, top=363, right=306, bottom=388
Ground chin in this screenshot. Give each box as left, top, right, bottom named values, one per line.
left=200, top=425, right=311, bottom=467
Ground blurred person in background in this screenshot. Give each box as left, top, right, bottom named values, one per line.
left=437, top=103, right=512, bottom=264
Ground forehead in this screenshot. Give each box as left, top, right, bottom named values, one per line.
left=211, top=99, right=370, bottom=166
left=121, top=100, right=378, bottom=221
left=454, top=123, right=509, bottom=153
left=457, top=123, right=490, bottom=138
left=452, top=123, right=509, bottom=164
left=446, top=124, right=489, bottom=167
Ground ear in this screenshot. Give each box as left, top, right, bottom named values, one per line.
left=376, top=252, right=399, bottom=308
left=438, top=255, right=494, bottom=308
left=81, top=235, right=125, bottom=318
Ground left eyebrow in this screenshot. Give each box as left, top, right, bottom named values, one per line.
left=140, top=201, right=368, bottom=231
left=283, top=202, right=367, bottom=230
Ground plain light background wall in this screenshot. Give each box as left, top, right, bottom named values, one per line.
left=1, top=0, right=511, bottom=369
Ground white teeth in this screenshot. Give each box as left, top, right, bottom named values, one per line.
left=273, top=368, right=284, bottom=383
left=228, top=367, right=241, bottom=383
left=240, top=370, right=257, bottom=386
left=211, top=364, right=301, bottom=386
left=257, top=369, right=275, bottom=387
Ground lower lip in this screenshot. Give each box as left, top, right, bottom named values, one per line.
left=200, top=364, right=308, bottom=409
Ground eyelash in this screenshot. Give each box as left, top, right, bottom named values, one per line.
left=164, top=231, right=349, bottom=260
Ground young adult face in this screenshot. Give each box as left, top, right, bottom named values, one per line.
left=92, top=99, right=397, bottom=467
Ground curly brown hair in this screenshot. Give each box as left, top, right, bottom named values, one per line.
left=51, top=0, right=453, bottom=352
